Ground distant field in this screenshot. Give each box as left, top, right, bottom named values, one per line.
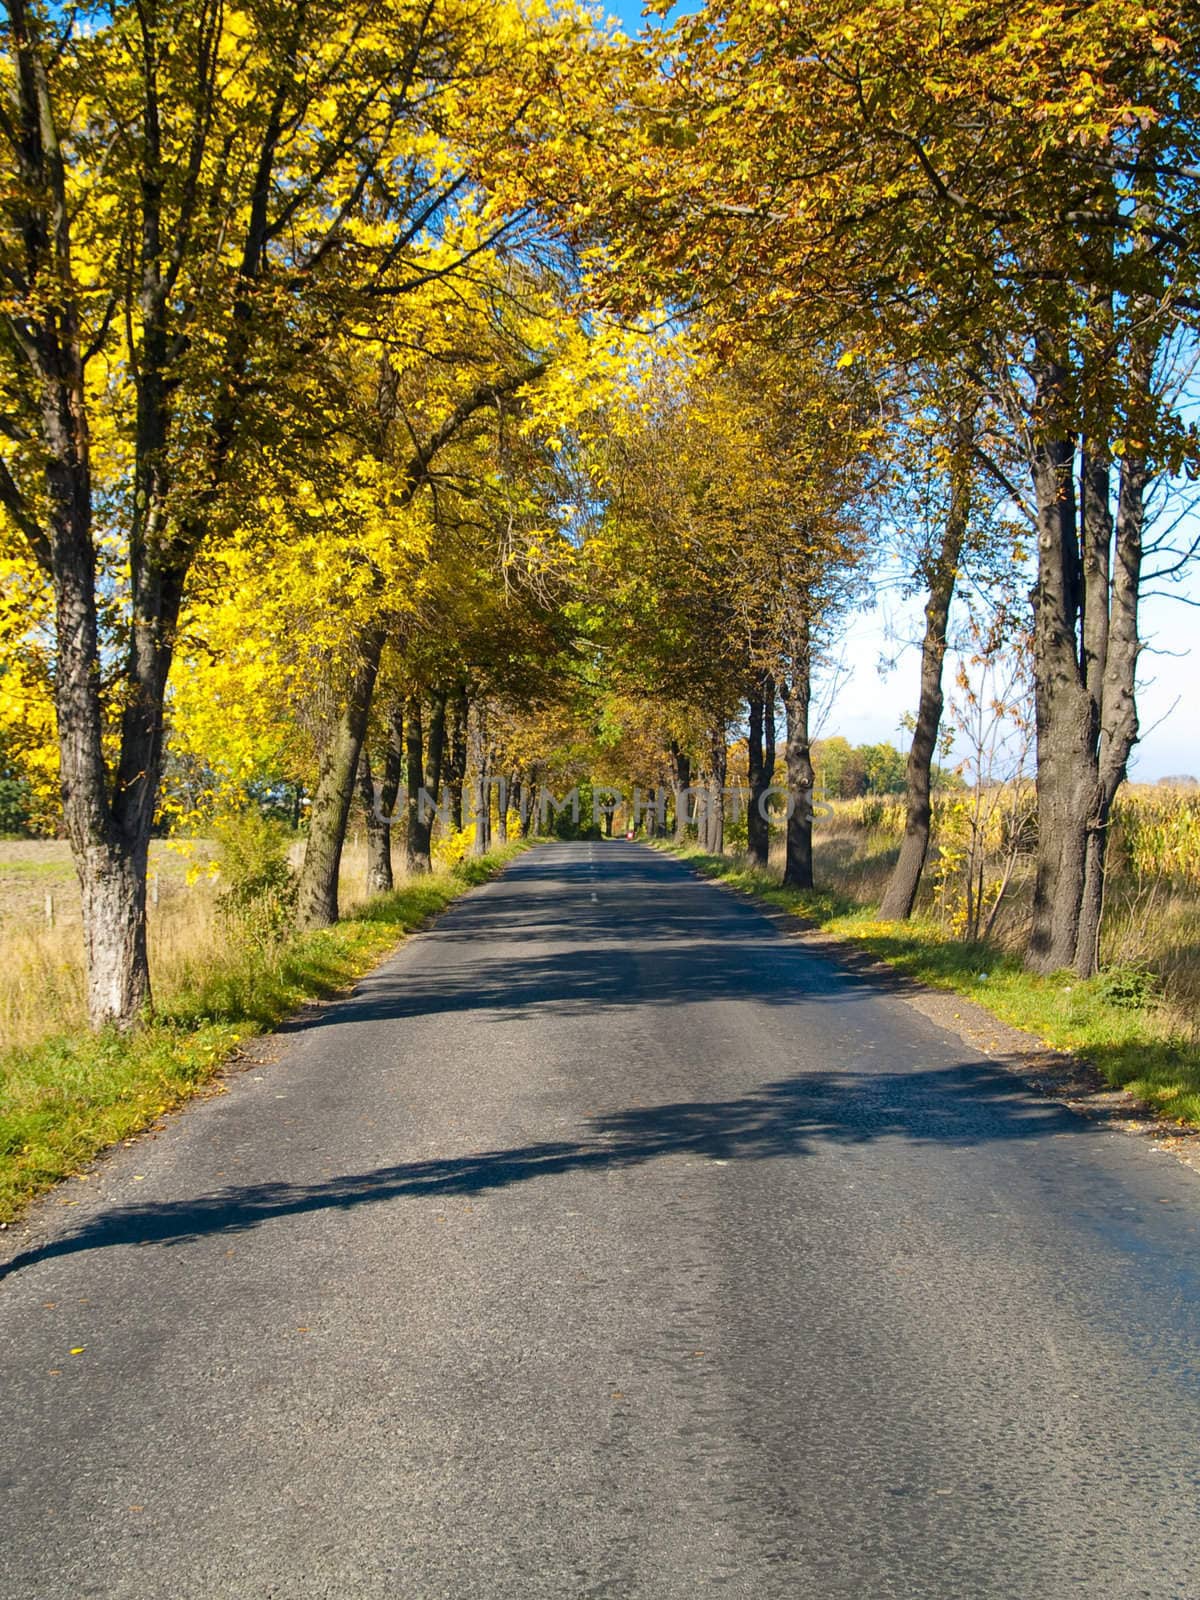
left=0, top=833, right=395, bottom=931
left=800, top=786, right=1200, bottom=1044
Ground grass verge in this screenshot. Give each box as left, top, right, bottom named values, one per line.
left=0, top=843, right=527, bottom=1225
left=659, top=842, right=1200, bottom=1128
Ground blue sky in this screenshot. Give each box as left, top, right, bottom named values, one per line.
left=601, top=0, right=681, bottom=34
left=829, top=579, right=1199, bottom=783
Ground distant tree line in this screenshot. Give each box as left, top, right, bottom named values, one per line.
left=812, top=738, right=963, bottom=800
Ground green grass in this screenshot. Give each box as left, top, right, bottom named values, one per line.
left=0, top=857, right=75, bottom=878
left=0, top=844, right=527, bottom=1224
left=660, top=843, right=1200, bottom=1128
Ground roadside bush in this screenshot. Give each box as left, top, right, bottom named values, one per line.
left=212, top=810, right=297, bottom=945
left=432, top=824, right=474, bottom=869
left=724, top=808, right=749, bottom=849
left=1091, top=962, right=1158, bottom=1011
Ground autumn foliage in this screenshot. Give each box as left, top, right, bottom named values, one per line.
left=1, top=0, right=1197, bottom=1030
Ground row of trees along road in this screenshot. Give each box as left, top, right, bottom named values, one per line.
left=0, top=0, right=615, bottom=1024
left=1, top=0, right=1198, bottom=1029
left=515, top=0, right=1200, bottom=977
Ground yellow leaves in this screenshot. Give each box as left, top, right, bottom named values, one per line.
left=222, top=7, right=254, bottom=41
left=560, top=0, right=1195, bottom=391
left=0, top=579, right=60, bottom=832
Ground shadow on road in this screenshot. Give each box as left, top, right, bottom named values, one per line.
left=1, top=1060, right=1079, bottom=1280
left=274, top=839, right=935, bottom=1034
left=309, top=941, right=902, bottom=1025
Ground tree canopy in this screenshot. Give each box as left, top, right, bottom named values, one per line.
left=2, top=0, right=1197, bottom=1024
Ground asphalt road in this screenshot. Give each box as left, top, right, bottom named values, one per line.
left=2, top=840, right=1199, bottom=1599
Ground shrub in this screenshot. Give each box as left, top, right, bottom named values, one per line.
left=432, top=823, right=474, bottom=869
left=1091, top=962, right=1158, bottom=1011
left=212, top=809, right=297, bottom=945
left=0, top=772, right=32, bottom=837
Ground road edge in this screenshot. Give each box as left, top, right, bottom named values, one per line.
left=0, top=841, right=544, bottom=1252
left=656, top=843, right=1200, bottom=1178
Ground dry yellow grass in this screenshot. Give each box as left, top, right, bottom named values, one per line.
left=0, top=874, right=222, bottom=1051
left=0, top=828, right=406, bottom=1054
left=805, top=788, right=1200, bottom=1042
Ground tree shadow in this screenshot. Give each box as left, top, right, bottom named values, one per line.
left=318, top=864, right=931, bottom=1026
left=321, top=940, right=906, bottom=1025
left=1, top=1060, right=1081, bottom=1281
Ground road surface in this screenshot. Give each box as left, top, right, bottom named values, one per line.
left=2, top=840, right=1199, bottom=1598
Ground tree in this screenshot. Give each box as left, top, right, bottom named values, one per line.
left=879, top=400, right=977, bottom=915
left=356, top=701, right=405, bottom=895
left=580, top=344, right=876, bottom=877
left=172, top=274, right=592, bottom=917
left=0, top=0, right=613, bottom=1019
left=551, top=0, right=1199, bottom=972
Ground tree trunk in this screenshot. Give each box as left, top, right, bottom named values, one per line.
left=56, top=476, right=188, bottom=1028
left=1074, top=347, right=1150, bottom=974
left=644, top=775, right=666, bottom=838
left=468, top=698, right=492, bottom=855
left=23, top=178, right=173, bottom=1023
left=403, top=695, right=426, bottom=874
left=495, top=777, right=508, bottom=844
left=746, top=691, right=763, bottom=861
left=55, top=548, right=177, bottom=1027
left=1025, top=352, right=1090, bottom=975
left=880, top=423, right=972, bottom=920
left=670, top=742, right=692, bottom=843
left=1025, top=290, right=1156, bottom=978
left=706, top=724, right=727, bottom=854
left=76, top=842, right=151, bottom=1027
left=357, top=701, right=403, bottom=897
left=356, top=750, right=387, bottom=894
left=297, top=627, right=386, bottom=930
left=496, top=768, right=517, bottom=845
left=446, top=689, right=468, bottom=832
left=747, top=675, right=775, bottom=867
left=518, top=775, right=535, bottom=838
left=405, top=690, right=447, bottom=874
left=782, top=644, right=815, bottom=891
